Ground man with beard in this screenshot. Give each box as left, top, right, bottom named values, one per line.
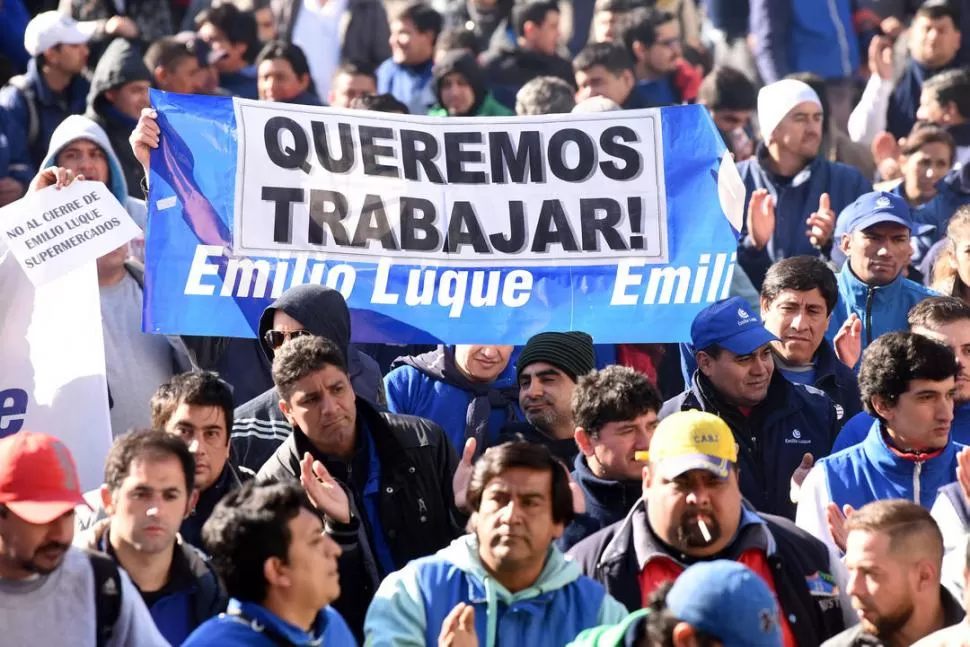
left=0, top=431, right=167, bottom=646
left=823, top=500, right=963, bottom=647
left=569, top=411, right=853, bottom=645
left=491, top=331, right=596, bottom=464
left=74, top=430, right=227, bottom=645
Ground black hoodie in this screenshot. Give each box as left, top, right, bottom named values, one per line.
left=432, top=50, right=489, bottom=116
left=231, top=284, right=386, bottom=473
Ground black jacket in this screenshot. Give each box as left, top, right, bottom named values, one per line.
left=255, top=398, right=464, bottom=638
left=180, top=462, right=254, bottom=550
left=557, top=453, right=641, bottom=552
left=569, top=501, right=847, bottom=647
left=480, top=43, right=575, bottom=109
left=821, top=586, right=965, bottom=646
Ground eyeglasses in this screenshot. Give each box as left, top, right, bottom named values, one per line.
left=263, top=329, right=313, bottom=349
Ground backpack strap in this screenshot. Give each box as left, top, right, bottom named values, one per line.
left=6, top=75, right=39, bottom=150
left=87, top=550, right=123, bottom=647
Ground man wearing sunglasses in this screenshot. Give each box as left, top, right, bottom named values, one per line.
left=232, top=283, right=385, bottom=473
left=618, top=7, right=700, bottom=108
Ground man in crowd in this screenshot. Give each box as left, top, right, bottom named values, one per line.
left=329, top=62, right=377, bottom=108
left=919, top=68, right=970, bottom=168
left=828, top=192, right=937, bottom=349
left=85, top=37, right=153, bottom=196
left=491, top=331, right=595, bottom=463
left=661, top=297, right=842, bottom=518
left=0, top=431, right=168, bottom=646
left=570, top=411, right=851, bottom=644
left=573, top=42, right=650, bottom=110
left=738, top=78, right=871, bottom=289
left=619, top=7, right=699, bottom=107
left=0, top=12, right=91, bottom=168
left=481, top=0, right=574, bottom=110
left=152, top=371, right=254, bottom=548
left=824, top=500, right=964, bottom=646
left=257, top=335, right=463, bottom=638
left=515, top=75, right=576, bottom=114
left=376, top=3, right=441, bottom=115
left=182, top=480, right=356, bottom=645
left=233, top=283, right=384, bottom=472
left=589, top=0, right=634, bottom=45
left=698, top=65, right=757, bottom=161
left=560, top=365, right=661, bottom=551
left=144, top=36, right=205, bottom=95
left=197, top=3, right=260, bottom=99
left=255, top=40, right=321, bottom=105
left=364, top=441, right=628, bottom=645
left=797, top=333, right=961, bottom=554
left=761, top=255, right=863, bottom=421
left=74, top=431, right=226, bottom=645
left=385, top=344, right=518, bottom=455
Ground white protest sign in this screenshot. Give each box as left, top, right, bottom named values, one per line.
left=0, top=180, right=141, bottom=286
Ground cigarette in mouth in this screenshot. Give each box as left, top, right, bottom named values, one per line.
left=698, top=518, right=712, bottom=542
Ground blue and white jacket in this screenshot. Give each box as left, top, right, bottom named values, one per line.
left=832, top=403, right=970, bottom=452
left=364, top=535, right=628, bottom=647
left=183, top=598, right=356, bottom=646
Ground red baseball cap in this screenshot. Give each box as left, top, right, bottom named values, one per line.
left=0, top=431, right=89, bottom=524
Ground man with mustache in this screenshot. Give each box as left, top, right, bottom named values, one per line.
left=796, top=333, right=962, bottom=555
left=0, top=431, right=167, bottom=646
left=569, top=411, right=852, bottom=646
left=823, top=500, right=963, bottom=647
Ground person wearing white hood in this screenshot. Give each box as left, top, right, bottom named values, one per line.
left=40, top=114, right=193, bottom=439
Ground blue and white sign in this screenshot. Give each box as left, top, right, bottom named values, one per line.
left=144, top=92, right=741, bottom=343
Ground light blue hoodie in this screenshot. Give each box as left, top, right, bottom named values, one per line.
left=364, top=534, right=628, bottom=647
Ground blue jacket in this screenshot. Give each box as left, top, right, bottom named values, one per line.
left=826, top=261, right=938, bottom=350
left=183, top=599, right=357, bottom=646
left=364, top=535, right=628, bottom=647
left=737, top=146, right=871, bottom=289
left=660, top=372, right=841, bottom=519
left=750, top=0, right=859, bottom=83
left=558, top=454, right=642, bottom=552
left=376, top=58, right=436, bottom=115
left=833, top=403, right=970, bottom=452
left=0, top=108, right=33, bottom=186
left=820, top=420, right=962, bottom=511
left=0, top=58, right=90, bottom=168
left=220, top=65, right=260, bottom=99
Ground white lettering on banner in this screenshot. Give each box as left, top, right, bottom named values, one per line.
left=610, top=253, right=736, bottom=305
left=233, top=100, right=668, bottom=266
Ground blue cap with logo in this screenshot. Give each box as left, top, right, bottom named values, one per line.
left=666, top=560, right=784, bottom=647
left=838, top=191, right=913, bottom=235
left=691, top=297, right=778, bottom=355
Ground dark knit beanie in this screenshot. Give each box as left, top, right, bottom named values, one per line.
left=516, top=332, right=596, bottom=382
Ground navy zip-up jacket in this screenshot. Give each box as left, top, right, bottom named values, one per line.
left=558, top=454, right=642, bottom=552
left=660, top=371, right=841, bottom=519
left=809, top=339, right=863, bottom=423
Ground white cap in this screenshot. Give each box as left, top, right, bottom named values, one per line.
left=757, top=79, right=822, bottom=141
left=24, top=12, right=94, bottom=57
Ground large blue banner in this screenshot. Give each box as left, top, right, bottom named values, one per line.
left=144, top=92, right=741, bottom=344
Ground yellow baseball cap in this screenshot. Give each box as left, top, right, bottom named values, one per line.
left=640, top=411, right=737, bottom=479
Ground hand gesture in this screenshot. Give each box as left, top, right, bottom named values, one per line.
left=28, top=167, right=85, bottom=194
left=129, top=108, right=159, bottom=177
left=439, top=603, right=477, bottom=647
left=789, top=453, right=814, bottom=504
left=826, top=502, right=856, bottom=553
left=834, top=314, right=863, bottom=370
left=867, top=35, right=894, bottom=81
left=747, top=189, right=775, bottom=249
left=957, top=446, right=970, bottom=503
left=105, top=15, right=139, bottom=39
left=300, top=452, right=351, bottom=524
left=806, top=193, right=836, bottom=248
left=453, top=438, right=476, bottom=511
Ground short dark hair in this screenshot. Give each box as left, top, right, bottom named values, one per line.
left=697, top=66, right=757, bottom=112
left=436, top=27, right=480, bottom=55
left=144, top=37, right=195, bottom=74
left=272, top=335, right=348, bottom=401
left=902, top=122, right=956, bottom=162
left=255, top=40, right=311, bottom=78
left=199, top=3, right=260, bottom=62
left=618, top=7, right=676, bottom=53
left=466, top=441, right=574, bottom=524
left=395, top=3, right=444, bottom=41
left=845, top=499, right=944, bottom=565
left=760, top=256, right=839, bottom=315
left=150, top=371, right=234, bottom=444
left=513, top=0, right=559, bottom=38
left=334, top=60, right=376, bottom=83
left=103, top=430, right=195, bottom=494
left=922, top=68, right=970, bottom=120
left=516, top=76, right=576, bottom=115
left=572, top=365, right=662, bottom=437
left=908, top=295, right=970, bottom=329
left=202, top=479, right=315, bottom=603
left=859, top=332, right=959, bottom=418
left=573, top=41, right=634, bottom=75
left=916, top=0, right=961, bottom=28
left=349, top=93, right=409, bottom=113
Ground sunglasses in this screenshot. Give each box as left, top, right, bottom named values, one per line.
left=263, top=329, right=313, bottom=349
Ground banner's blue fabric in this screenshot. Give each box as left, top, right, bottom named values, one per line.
left=144, top=91, right=738, bottom=344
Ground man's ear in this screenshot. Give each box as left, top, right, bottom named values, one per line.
left=870, top=394, right=894, bottom=421
left=153, top=65, right=167, bottom=84
left=759, top=296, right=771, bottom=320
left=696, top=350, right=713, bottom=376
left=279, top=397, right=294, bottom=424
left=99, top=484, right=114, bottom=515
left=840, top=233, right=852, bottom=255
left=263, top=556, right=288, bottom=589
left=631, top=40, right=647, bottom=62
left=574, top=427, right=594, bottom=457
left=185, top=489, right=200, bottom=519
left=671, top=622, right=697, bottom=647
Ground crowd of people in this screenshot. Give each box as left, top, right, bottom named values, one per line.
left=8, top=0, right=970, bottom=645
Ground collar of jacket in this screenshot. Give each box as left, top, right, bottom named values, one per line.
left=837, top=260, right=907, bottom=307
left=194, top=461, right=243, bottom=516
left=809, top=338, right=847, bottom=386
left=572, top=454, right=641, bottom=511
left=97, top=526, right=212, bottom=595
left=754, top=142, right=820, bottom=189
left=691, top=370, right=799, bottom=427
left=861, top=419, right=957, bottom=478
left=227, top=598, right=330, bottom=645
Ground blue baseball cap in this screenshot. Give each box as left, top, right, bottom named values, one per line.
left=690, top=297, right=778, bottom=355
left=667, top=560, right=784, bottom=647
left=838, top=191, right=914, bottom=236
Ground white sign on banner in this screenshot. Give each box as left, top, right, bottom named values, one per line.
left=0, top=180, right=141, bottom=286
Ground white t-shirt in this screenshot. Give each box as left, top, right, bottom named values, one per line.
left=291, top=0, right=348, bottom=103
